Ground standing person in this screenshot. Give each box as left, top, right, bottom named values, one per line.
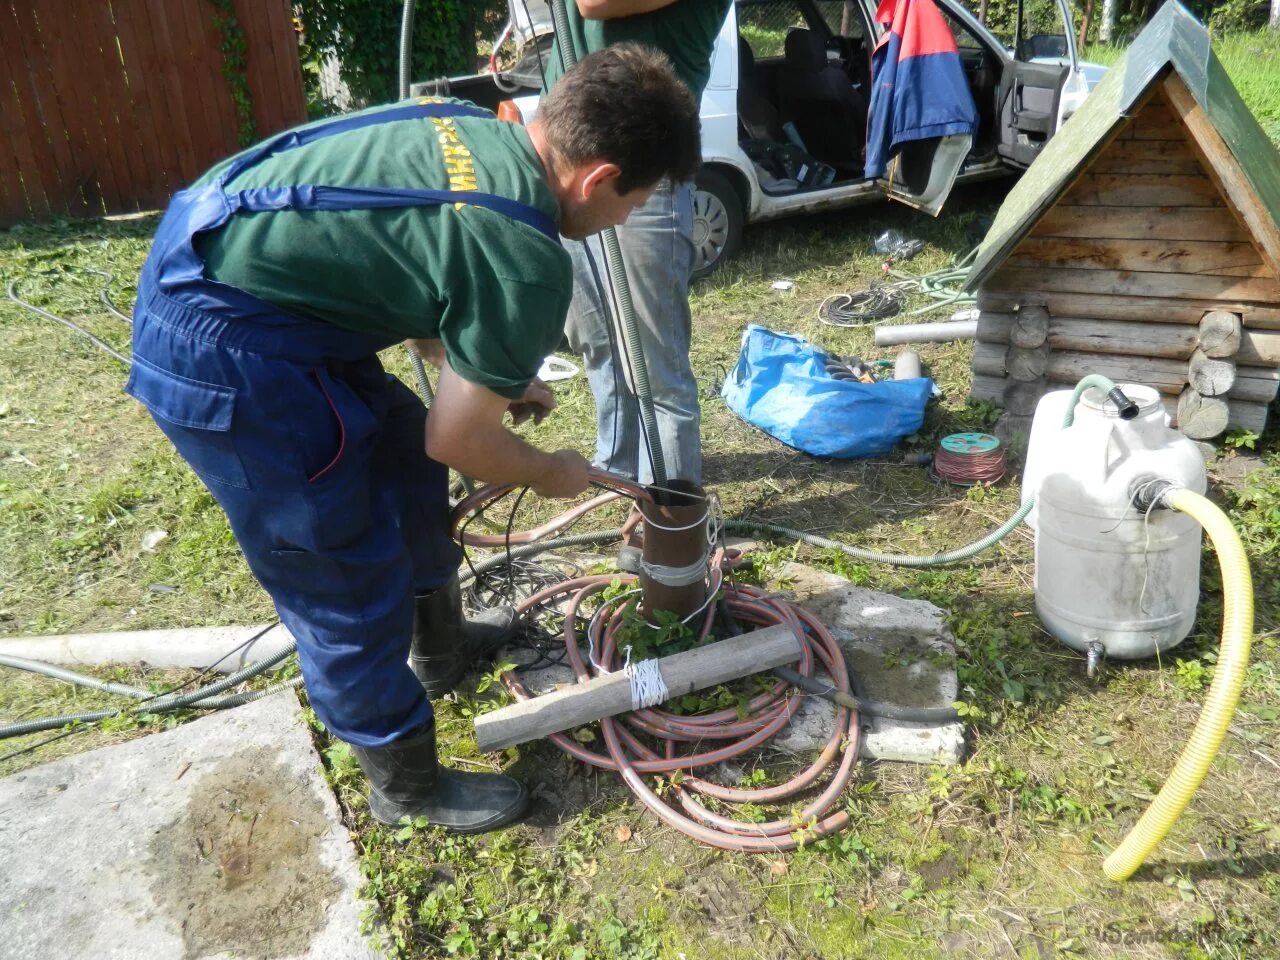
left=125, top=45, right=699, bottom=834
left=543, top=0, right=732, bottom=486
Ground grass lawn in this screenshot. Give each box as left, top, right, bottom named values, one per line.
left=1085, top=28, right=1280, bottom=145
left=3, top=188, right=1279, bottom=959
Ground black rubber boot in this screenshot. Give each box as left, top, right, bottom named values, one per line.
left=409, top=574, right=518, bottom=698
left=351, top=721, right=528, bottom=832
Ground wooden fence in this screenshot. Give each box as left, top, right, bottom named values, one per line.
left=0, top=0, right=306, bottom=225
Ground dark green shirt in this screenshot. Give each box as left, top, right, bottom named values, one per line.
left=542, top=0, right=732, bottom=99
left=194, top=100, right=571, bottom=400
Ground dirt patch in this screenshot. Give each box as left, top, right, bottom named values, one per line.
left=147, top=746, right=342, bottom=960
left=916, top=848, right=962, bottom=890
left=681, top=870, right=762, bottom=945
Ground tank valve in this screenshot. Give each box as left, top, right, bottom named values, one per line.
left=1107, top=387, right=1140, bottom=420
left=1085, top=640, right=1106, bottom=679
left=1129, top=475, right=1178, bottom=512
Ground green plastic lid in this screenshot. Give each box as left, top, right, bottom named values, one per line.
left=939, top=432, right=1001, bottom=454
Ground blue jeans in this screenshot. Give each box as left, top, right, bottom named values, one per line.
left=563, top=180, right=702, bottom=485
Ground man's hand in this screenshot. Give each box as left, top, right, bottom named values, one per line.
left=531, top=449, right=592, bottom=499
left=507, top=377, right=556, bottom=426
left=427, top=364, right=589, bottom=496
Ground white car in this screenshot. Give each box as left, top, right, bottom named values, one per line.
left=432, top=0, right=1105, bottom=277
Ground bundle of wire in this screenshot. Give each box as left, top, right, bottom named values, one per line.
left=932, top=432, right=1007, bottom=486
left=816, top=285, right=904, bottom=326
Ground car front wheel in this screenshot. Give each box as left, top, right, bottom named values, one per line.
left=690, top=169, right=743, bottom=280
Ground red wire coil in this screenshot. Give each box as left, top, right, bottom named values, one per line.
left=932, top=441, right=1007, bottom=486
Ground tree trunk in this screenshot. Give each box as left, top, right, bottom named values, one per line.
left=978, top=0, right=990, bottom=25
left=1100, top=0, right=1116, bottom=42
left=1272, top=0, right=1279, bottom=30
left=1079, top=0, right=1095, bottom=47
left=841, top=1, right=854, bottom=35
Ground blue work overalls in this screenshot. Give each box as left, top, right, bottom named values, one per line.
left=125, top=103, right=559, bottom=748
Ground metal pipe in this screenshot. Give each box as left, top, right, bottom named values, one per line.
left=893, top=350, right=922, bottom=380
left=548, top=0, right=668, bottom=486
left=639, top=481, right=708, bottom=619
left=874, top=319, right=978, bottom=346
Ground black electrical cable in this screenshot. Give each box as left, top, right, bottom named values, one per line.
left=0, top=623, right=293, bottom=745
left=816, top=284, right=905, bottom=326
left=547, top=0, right=667, bottom=486
left=6, top=279, right=132, bottom=366
left=458, top=483, right=582, bottom=672
left=0, top=726, right=92, bottom=766
left=82, top=269, right=133, bottom=324
left=519, top=0, right=634, bottom=487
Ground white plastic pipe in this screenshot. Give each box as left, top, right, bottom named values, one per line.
left=0, top=624, right=294, bottom=674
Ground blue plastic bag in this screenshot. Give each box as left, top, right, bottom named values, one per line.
left=721, top=325, right=932, bottom=458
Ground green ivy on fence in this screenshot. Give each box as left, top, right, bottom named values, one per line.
left=206, top=0, right=257, bottom=146
left=296, top=0, right=508, bottom=114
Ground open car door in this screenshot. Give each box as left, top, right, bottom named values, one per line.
left=996, top=0, right=1078, bottom=167
left=880, top=132, right=973, bottom=216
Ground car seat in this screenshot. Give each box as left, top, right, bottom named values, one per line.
left=737, top=37, right=783, bottom=142
left=776, top=28, right=867, bottom=171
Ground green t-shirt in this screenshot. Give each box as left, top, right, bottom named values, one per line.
left=542, top=0, right=732, bottom=99
left=194, top=100, right=570, bottom=400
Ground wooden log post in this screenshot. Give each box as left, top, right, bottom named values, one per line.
left=1010, top=305, right=1050, bottom=347
left=977, top=316, right=1280, bottom=365
left=1004, top=379, right=1048, bottom=416
left=970, top=373, right=1011, bottom=405
left=1198, top=311, right=1243, bottom=358
left=977, top=290, right=1280, bottom=329
left=1177, top=386, right=1230, bottom=440
left=972, top=340, right=1009, bottom=378
left=1007, top=343, right=1051, bottom=382
left=1188, top=348, right=1236, bottom=396
left=1222, top=401, right=1271, bottom=434
left=472, top=624, right=803, bottom=752
left=1238, top=330, right=1280, bottom=366
left=1038, top=351, right=1278, bottom=402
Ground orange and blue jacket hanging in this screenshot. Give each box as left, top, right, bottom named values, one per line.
left=865, top=0, right=978, bottom=179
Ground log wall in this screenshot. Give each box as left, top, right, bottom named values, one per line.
left=972, top=80, right=1279, bottom=440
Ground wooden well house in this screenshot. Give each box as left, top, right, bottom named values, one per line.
left=963, top=1, right=1280, bottom=441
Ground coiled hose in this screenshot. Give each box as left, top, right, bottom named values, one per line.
left=1103, top=486, right=1254, bottom=881
left=503, top=553, right=861, bottom=852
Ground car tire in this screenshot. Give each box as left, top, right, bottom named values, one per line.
left=691, top=169, right=743, bottom=280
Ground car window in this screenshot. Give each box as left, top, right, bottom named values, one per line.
left=813, top=1, right=868, bottom=39
left=951, top=0, right=1066, bottom=59
left=737, top=1, right=821, bottom=59
left=938, top=8, right=987, bottom=51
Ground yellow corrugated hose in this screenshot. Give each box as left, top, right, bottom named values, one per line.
left=1103, top=487, right=1254, bottom=881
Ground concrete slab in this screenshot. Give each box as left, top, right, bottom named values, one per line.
left=767, top=562, right=965, bottom=766
left=0, top=693, right=377, bottom=960
left=512, top=560, right=965, bottom=766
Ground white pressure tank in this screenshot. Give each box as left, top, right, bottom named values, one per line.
left=1026, top=384, right=1206, bottom=660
